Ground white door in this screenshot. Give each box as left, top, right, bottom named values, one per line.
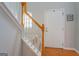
left=44, top=9, right=65, bottom=48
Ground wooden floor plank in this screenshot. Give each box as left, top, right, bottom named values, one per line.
left=44, top=47, right=79, bottom=56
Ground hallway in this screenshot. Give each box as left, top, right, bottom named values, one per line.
left=1, top=2, right=79, bottom=56
left=44, top=48, right=79, bottom=56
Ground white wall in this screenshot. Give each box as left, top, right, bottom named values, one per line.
left=28, top=2, right=76, bottom=48
left=22, top=39, right=37, bottom=56
left=74, top=3, right=79, bottom=51
left=0, top=2, right=77, bottom=55
left=4, top=2, right=21, bottom=23
left=0, top=5, right=21, bottom=56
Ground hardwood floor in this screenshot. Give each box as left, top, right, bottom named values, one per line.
left=43, top=47, right=79, bottom=56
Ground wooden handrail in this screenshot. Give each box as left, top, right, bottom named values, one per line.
left=21, top=2, right=42, bottom=30
left=26, top=12, right=45, bottom=55
left=26, top=13, right=42, bottom=30
left=21, top=2, right=45, bottom=56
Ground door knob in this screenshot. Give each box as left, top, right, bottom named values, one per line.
left=46, top=27, right=48, bottom=32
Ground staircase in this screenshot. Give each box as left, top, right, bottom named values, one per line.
left=0, top=2, right=45, bottom=56
left=21, top=2, right=45, bottom=56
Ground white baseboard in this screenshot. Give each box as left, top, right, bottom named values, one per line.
left=73, top=48, right=79, bottom=53
left=63, top=47, right=79, bottom=54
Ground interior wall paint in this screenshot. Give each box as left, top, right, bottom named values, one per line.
left=28, top=2, right=76, bottom=48
left=4, top=2, right=21, bottom=23
left=74, top=3, right=79, bottom=51
left=0, top=6, right=21, bottom=56
left=22, top=39, right=37, bottom=56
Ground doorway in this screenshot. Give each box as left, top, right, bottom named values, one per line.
left=44, top=9, right=65, bottom=48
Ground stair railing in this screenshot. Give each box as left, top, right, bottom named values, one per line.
left=20, top=2, right=45, bottom=55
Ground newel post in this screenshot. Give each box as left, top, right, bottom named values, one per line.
left=41, top=24, right=45, bottom=56
left=20, top=2, right=27, bottom=28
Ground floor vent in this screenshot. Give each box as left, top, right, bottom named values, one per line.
left=0, top=53, right=8, bottom=56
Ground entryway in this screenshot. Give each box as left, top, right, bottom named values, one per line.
left=44, top=8, right=65, bottom=48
